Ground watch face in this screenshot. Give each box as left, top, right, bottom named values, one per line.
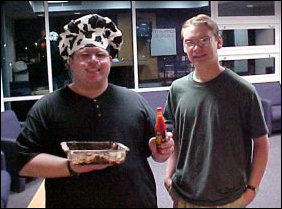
left=50, top=31, right=59, bottom=41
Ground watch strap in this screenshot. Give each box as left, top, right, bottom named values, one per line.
left=67, top=160, right=79, bottom=177
left=246, top=185, right=258, bottom=194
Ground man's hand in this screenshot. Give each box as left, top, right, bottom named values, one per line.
left=164, top=177, right=172, bottom=192
left=149, top=132, right=174, bottom=162
left=70, top=163, right=113, bottom=175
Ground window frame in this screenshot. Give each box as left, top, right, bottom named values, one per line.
left=211, top=1, right=281, bottom=84
left=211, top=1, right=280, bottom=24
left=219, top=53, right=280, bottom=83
left=219, top=25, right=278, bottom=50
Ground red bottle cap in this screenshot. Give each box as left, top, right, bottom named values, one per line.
left=156, top=107, right=162, bottom=113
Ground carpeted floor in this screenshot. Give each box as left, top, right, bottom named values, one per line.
left=7, top=177, right=44, bottom=208
left=7, top=134, right=281, bottom=208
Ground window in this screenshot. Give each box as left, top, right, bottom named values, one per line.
left=222, top=29, right=275, bottom=47
left=135, top=1, right=210, bottom=88
left=212, top=1, right=280, bottom=82
left=220, top=57, right=275, bottom=76
left=2, top=1, right=48, bottom=98
left=218, top=1, right=275, bottom=17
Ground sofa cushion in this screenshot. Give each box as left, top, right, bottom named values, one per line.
left=254, top=82, right=281, bottom=106
left=1, top=110, right=22, bottom=139
left=272, top=105, right=281, bottom=122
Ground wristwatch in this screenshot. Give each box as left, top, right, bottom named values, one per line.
left=67, top=160, right=79, bottom=177
left=246, top=185, right=259, bottom=194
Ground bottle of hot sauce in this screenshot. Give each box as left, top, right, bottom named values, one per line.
left=155, top=107, right=167, bottom=146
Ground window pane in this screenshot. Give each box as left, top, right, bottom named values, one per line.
left=47, top=1, right=134, bottom=89
left=218, top=1, right=275, bottom=17
left=220, top=58, right=275, bottom=76
left=222, top=29, right=275, bottom=47
left=1, top=1, right=49, bottom=97
left=136, top=1, right=210, bottom=88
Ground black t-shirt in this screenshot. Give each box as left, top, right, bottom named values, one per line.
left=164, top=69, right=268, bottom=206
left=17, top=84, right=157, bottom=208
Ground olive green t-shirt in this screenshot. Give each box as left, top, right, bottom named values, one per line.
left=164, top=69, right=268, bottom=206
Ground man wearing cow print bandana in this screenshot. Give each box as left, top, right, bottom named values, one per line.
left=16, top=14, right=174, bottom=208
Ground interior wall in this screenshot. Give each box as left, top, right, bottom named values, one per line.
left=117, top=13, right=133, bottom=62
left=137, top=12, right=158, bottom=80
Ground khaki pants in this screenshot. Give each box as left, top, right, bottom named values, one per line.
left=168, top=187, right=247, bottom=208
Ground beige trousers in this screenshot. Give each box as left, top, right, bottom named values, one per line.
left=168, top=187, right=247, bottom=208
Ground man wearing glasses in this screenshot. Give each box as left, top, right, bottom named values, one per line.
left=164, top=14, right=269, bottom=208
left=17, top=14, right=174, bottom=208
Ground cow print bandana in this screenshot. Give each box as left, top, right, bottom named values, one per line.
left=58, top=14, right=123, bottom=61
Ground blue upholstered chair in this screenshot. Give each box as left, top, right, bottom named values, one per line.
left=1, top=110, right=26, bottom=192
left=253, top=82, right=281, bottom=136
left=1, top=151, right=11, bottom=208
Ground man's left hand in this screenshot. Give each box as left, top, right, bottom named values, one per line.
left=241, top=189, right=256, bottom=206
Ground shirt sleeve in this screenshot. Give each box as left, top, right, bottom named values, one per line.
left=164, top=87, right=174, bottom=133
left=248, top=90, right=269, bottom=138
left=16, top=101, right=49, bottom=173
left=138, top=94, right=155, bottom=157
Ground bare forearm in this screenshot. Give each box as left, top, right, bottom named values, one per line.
left=248, top=135, right=269, bottom=188
left=19, top=153, right=69, bottom=178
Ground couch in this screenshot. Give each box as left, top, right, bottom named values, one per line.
left=1, top=151, right=11, bottom=208
left=253, top=82, right=281, bottom=136
left=1, top=110, right=26, bottom=192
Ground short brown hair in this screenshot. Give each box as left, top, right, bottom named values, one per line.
left=181, top=14, right=220, bottom=39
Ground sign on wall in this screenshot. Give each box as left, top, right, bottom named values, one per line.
left=151, top=28, right=177, bottom=56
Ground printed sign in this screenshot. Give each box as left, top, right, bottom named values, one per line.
left=151, top=28, right=177, bottom=56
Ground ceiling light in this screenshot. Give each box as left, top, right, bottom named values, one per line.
left=48, top=1, right=69, bottom=3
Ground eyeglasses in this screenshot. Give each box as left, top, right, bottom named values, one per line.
left=184, top=37, right=211, bottom=49
left=75, top=51, right=110, bottom=62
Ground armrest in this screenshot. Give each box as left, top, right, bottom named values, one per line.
left=1, top=137, right=17, bottom=174
left=260, top=98, right=272, bottom=135
left=1, top=139, right=27, bottom=193
left=1, top=137, right=17, bottom=154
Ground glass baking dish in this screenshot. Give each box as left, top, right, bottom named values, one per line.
left=61, top=141, right=130, bottom=165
